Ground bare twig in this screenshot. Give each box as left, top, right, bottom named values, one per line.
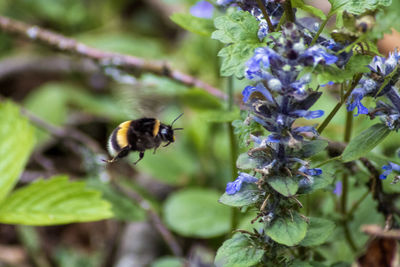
left=0, top=15, right=226, bottom=100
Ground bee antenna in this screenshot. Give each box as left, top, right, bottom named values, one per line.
left=171, top=113, right=184, bottom=127
left=173, top=128, right=184, bottom=131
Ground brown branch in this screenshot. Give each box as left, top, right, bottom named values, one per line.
left=0, top=15, right=226, bottom=100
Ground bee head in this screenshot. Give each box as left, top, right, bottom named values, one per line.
left=159, top=125, right=175, bottom=142
left=160, top=113, right=184, bottom=145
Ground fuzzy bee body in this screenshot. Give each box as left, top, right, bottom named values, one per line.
left=107, top=116, right=180, bottom=164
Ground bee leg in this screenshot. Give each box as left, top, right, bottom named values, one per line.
left=163, top=142, right=171, bottom=147
left=133, top=151, right=145, bottom=165
left=153, top=145, right=160, bottom=154
left=104, top=146, right=130, bottom=164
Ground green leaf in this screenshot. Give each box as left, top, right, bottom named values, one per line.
left=265, top=211, right=308, bottom=246
left=267, top=176, right=299, bottom=197
left=0, top=176, right=113, bottom=225
left=0, top=101, right=35, bottom=203
left=329, top=0, right=392, bottom=27
left=342, top=123, right=391, bottom=162
left=236, top=153, right=258, bottom=170
left=212, top=11, right=259, bottom=44
left=87, top=179, right=146, bottom=221
left=218, top=42, right=260, bottom=78
left=214, top=233, right=264, bottom=267
left=179, top=89, right=222, bottom=110
left=295, top=139, right=329, bottom=158
left=292, top=0, right=327, bottom=20
left=151, top=256, right=184, bottom=267
left=300, top=217, right=335, bottom=246
left=211, top=11, right=261, bottom=78
left=219, top=183, right=260, bottom=207
left=317, top=54, right=372, bottom=84
left=163, top=188, right=231, bottom=238
left=298, top=170, right=335, bottom=194
left=371, top=1, right=400, bottom=39
left=199, top=108, right=240, bottom=123
left=170, top=13, right=215, bottom=37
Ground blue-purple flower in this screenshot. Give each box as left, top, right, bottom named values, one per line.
left=333, top=181, right=342, bottom=196
left=369, top=50, right=400, bottom=76
left=300, top=46, right=338, bottom=67
left=190, top=1, right=214, bottom=18
left=226, top=172, right=258, bottom=195
left=380, top=162, right=400, bottom=179
left=346, top=88, right=369, bottom=116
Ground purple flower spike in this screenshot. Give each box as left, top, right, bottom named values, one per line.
left=190, top=1, right=214, bottom=19
left=226, top=172, right=258, bottom=195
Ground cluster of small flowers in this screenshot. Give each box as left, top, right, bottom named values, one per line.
left=345, top=51, right=400, bottom=180
left=226, top=17, right=340, bottom=195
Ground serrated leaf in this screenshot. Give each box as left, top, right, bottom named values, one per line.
left=371, top=1, right=400, bottom=39
left=212, top=10, right=260, bottom=44
left=300, top=217, right=335, bottom=246
left=214, top=233, right=264, bottom=267
left=342, top=123, right=391, bottom=162
left=292, top=0, right=327, bottom=20
left=163, top=188, right=231, bottom=238
left=317, top=54, right=372, bottom=84
left=219, top=183, right=260, bottom=207
left=212, top=11, right=261, bottom=78
left=0, top=176, right=113, bottom=225
left=265, top=211, right=308, bottom=246
left=329, top=0, right=392, bottom=27
left=170, top=13, right=214, bottom=37
left=267, top=176, right=299, bottom=197
left=218, top=42, right=260, bottom=78
left=0, top=101, right=35, bottom=203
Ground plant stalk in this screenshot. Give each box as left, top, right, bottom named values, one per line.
left=256, top=0, right=275, bottom=32
left=318, top=74, right=362, bottom=134
left=227, top=76, right=239, bottom=231
left=310, top=13, right=332, bottom=46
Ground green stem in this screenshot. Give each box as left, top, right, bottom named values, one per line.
left=341, top=108, right=357, bottom=252
left=317, top=74, right=362, bottom=134
left=276, top=12, right=286, bottom=31
left=256, top=0, right=275, bottom=32
left=347, top=190, right=370, bottom=219
left=227, top=76, right=239, bottom=231
left=310, top=13, right=332, bottom=46
left=283, top=0, right=295, bottom=22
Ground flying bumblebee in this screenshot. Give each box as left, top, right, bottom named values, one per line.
left=106, top=114, right=183, bottom=164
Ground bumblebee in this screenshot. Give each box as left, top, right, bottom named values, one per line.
left=106, top=114, right=183, bottom=164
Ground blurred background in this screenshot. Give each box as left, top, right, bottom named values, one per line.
left=0, top=0, right=400, bottom=266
